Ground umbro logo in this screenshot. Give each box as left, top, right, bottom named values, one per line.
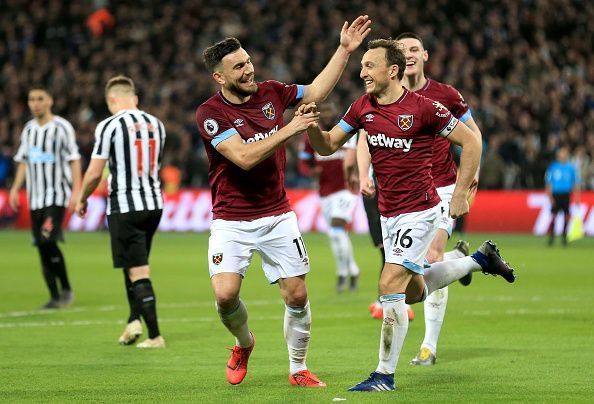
left=392, top=247, right=403, bottom=256
left=365, top=113, right=375, bottom=122
left=234, top=119, right=244, bottom=127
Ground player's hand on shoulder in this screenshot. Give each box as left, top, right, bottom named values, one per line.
left=340, top=15, right=372, bottom=53
left=360, top=175, right=376, bottom=198
left=449, top=194, right=469, bottom=219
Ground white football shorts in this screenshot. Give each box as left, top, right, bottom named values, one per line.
left=319, top=189, right=357, bottom=225
left=381, top=204, right=440, bottom=274
left=208, top=211, right=310, bottom=283
left=436, top=183, right=456, bottom=236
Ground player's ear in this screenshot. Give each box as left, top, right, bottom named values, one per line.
left=133, top=95, right=139, bottom=107
left=390, top=64, right=399, bottom=80
left=212, top=71, right=225, bottom=85
left=423, top=50, right=428, bottom=63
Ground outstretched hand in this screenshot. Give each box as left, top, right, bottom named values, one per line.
left=340, top=15, right=372, bottom=53
left=290, top=102, right=319, bottom=133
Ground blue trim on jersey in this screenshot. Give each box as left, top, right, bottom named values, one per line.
left=286, top=85, right=305, bottom=110
left=338, top=119, right=355, bottom=133
left=299, top=150, right=313, bottom=160
left=379, top=293, right=406, bottom=303
left=459, top=109, right=472, bottom=123
left=296, top=85, right=304, bottom=100
left=211, top=128, right=238, bottom=148
left=403, top=259, right=425, bottom=275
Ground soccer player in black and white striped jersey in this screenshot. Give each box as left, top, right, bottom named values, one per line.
left=9, top=86, right=82, bottom=309
left=76, top=75, right=166, bottom=348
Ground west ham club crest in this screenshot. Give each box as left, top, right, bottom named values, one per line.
left=262, top=102, right=276, bottom=120
left=397, top=114, right=413, bottom=131
left=212, top=253, right=223, bottom=265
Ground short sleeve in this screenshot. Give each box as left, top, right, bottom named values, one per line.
left=338, top=102, right=361, bottom=134
left=61, top=120, right=81, bottom=161
left=196, top=104, right=238, bottom=148
left=91, top=118, right=113, bottom=159
left=446, top=85, right=471, bottom=122
left=266, top=80, right=304, bottom=110
left=13, top=127, right=29, bottom=163
left=421, top=98, right=459, bottom=138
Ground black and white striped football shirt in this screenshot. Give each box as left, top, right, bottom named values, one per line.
left=92, top=109, right=165, bottom=215
left=14, top=116, right=80, bottom=210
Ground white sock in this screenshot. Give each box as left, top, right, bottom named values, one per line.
left=376, top=294, right=408, bottom=375
left=284, top=301, right=311, bottom=374
left=218, top=299, right=252, bottom=348
left=443, top=249, right=465, bottom=260
left=328, top=227, right=359, bottom=277
left=424, top=257, right=481, bottom=295
left=421, top=286, right=448, bottom=354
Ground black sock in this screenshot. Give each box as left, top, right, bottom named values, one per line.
left=43, top=243, right=71, bottom=291
left=37, top=245, right=60, bottom=300
left=124, top=270, right=141, bottom=323
left=131, top=278, right=160, bottom=339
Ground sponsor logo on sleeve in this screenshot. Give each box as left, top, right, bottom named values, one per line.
left=203, top=119, right=219, bottom=136
left=432, top=101, right=451, bottom=118
left=262, top=102, right=276, bottom=120
left=397, top=114, right=414, bottom=131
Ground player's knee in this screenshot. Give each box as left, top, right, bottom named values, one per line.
left=283, top=287, right=308, bottom=307
left=215, top=292, right=240, bottom=312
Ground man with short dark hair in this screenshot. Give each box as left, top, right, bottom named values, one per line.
left=196, top=16, right=371, bottom=387
left=10, top=86, right=81, bottom=309
left=76, top=75, right=166, bottom=348
left=301, top=38, right=515, bottom=392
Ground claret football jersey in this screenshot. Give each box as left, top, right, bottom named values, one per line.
left=196, top=80, right=304, bottom=220
left=339, top=89, right=459, bottom=217
left=415, top=78, right=471, bottom=187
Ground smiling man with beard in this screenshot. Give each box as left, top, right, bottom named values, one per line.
left=195, top=16, right=371, bottom=388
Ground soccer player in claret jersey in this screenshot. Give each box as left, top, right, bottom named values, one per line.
left=299, top=39, right=515, bottom=392
left=196, top=16, right=371, bottom=388
left=298, top=102, right=360, bottom=293
left=395, top=32, right=483, bottom=365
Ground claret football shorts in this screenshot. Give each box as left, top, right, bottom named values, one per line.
left=208, top=211, right=310, bottom=283
left=380, top=204, right=440, bottom=274
left=320, top=189, right=358, bottom=225
left=436, top=183, right=456, bottom=236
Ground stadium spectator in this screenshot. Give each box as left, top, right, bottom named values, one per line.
left=9, top=86, right=81, bottom=309
left=1, top=1, right=592, bottom=191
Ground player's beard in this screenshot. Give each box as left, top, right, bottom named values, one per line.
left=228, top=79, right=257, bottom=98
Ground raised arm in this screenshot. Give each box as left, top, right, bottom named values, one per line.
left=445, top=123, right=482, bottom=218
left=301, top=15, right=371, bottom=104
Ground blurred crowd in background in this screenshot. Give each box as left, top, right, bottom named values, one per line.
left=1, top=0, right=593, bottom=192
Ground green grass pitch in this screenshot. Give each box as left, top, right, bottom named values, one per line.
left=0, top=230, right=593, bottom=402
